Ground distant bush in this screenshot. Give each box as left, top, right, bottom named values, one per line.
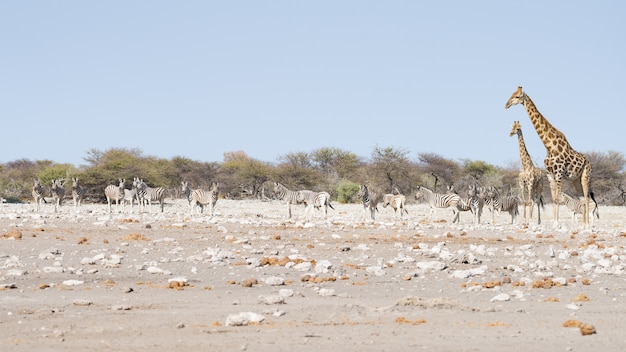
left=336, top=179, right=360, bottom=204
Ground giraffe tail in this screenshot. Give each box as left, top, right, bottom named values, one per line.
left=590, top=191, right=599, bottom=219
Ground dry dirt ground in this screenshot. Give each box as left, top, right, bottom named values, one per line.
left=1, top=197, right=626, bottom=351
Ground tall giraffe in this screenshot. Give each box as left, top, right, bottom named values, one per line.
left=505, top=87, right=592, bottom=228
left=509, top=120, right=543, bottom=225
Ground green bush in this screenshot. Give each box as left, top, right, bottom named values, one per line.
left=336, top=179, right=360, bottom=204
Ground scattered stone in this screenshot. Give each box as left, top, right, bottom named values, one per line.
left=3, top=230, right=22, bottom=240
left=580, top=324, right=597, bottom=336
left=225, top=312, right=265, bottom=326
left=242, top=278, right=258, bottom=287
left=63, top=280, right=84, bottom=286
left=73, top=299, right=93, bottom=306
left=263, top=276, right=285, bottom=286
left=258, top=295, right=285, bottom=305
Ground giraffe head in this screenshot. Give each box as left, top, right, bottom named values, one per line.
left=509, top=120, right=522, bottom=137
left=505, top=86, right=525, bottom=109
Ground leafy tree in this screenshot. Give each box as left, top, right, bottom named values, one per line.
left=336, top=179, right=360, bottom=203
left=584, top=150, right=626, bottom=204
left=369, top=145, right=413, bottom=193
left=222, top=151, right=273, bottom=199
left=417, top=153, right=461, bottom=191
left=275, top=151, right=322, bottom=191
left=310, top=147, right=360, bottom=181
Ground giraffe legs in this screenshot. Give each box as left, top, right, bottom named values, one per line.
left=574, top=163, right=593, bottom=229
left=546, top=172, right=562, bottom=228
left=519, top=179, right=529, bottom=225
left=527, top=183, right=535, bottom=225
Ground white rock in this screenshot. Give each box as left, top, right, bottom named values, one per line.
left=416, top=261, right=447, bottom=272
left=263, top=276, right=285, bottom=286
left=365, top=266, right=386, bottom=276
left=168, top=277, right=188, bottom=284
left=43, top=266, right=64, bottom=273
left=63, top=280, right=84, bottom=286
left=258, top=295, right=284, bottom=305
left=225, top=312, right=265, bottom=326
left=318, top=288, right=336, bottom=297
left=293, top=262, right=312, bottom=272
left=146, top=266, right=164, bottom=274
left=490, top=293, right=510, bottom=302
left=278, top=289, right=294, bottom=298
left=314, top=260, right=333, bottom=274
left=246, top=258, right=262, bottom=267
left=5, top=269, right=27, bottom=276
left=81, top=257, right=96, bottom=265
left=566, top=303, right=581, bottom=311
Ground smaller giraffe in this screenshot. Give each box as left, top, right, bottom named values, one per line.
left=510, top=121, right=544, bottom=225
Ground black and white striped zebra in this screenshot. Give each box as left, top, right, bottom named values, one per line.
left=414, top=185, right=461, bottom=222
left=298, top=190, right=335, bottom=220
left=104, top=178, right=125, bottom=213
left=560, top=192, right=599, bottom=227
left=273, top=182, right=306, bottom=219
left=381, top=193, right=408, bottom=219
left=51, top=178, right=65, bottom=212
left=190, top=182, right=219, bottom=216
left=134, top=178, right=166, bottom=212
left=181, top=181, right=192, bottom=204
left=484, top=186, right=520, bottom=224
left=122, top=187, right=138, bottom=213
left=71, top=177, right=85, bottom=211
left=447, top=186, right=471, bottom=224
left=32, top=179, right=47, bottom=212
left=447, top=185, right=484, bottom=225
left=357, top=185, right=383, bottom=221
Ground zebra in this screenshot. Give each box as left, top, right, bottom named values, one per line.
left=467, top=185, right=486, bottom=225
left=381, top=192, right=408, bottom=219
left=484, top=186, right=520, bottom=224
left=134, top=178, right=166, bottom=212
left=122, top=187, right=137, bottom=213
left=447, top=185, right=471, bottom=224
left=104, top=178, right=125, bottom=213
left=190, top=182, right=219, bottom=216
left=32, top=179, right=47, bottom=212
left=298, top=190, right=335, bottom=220
left=357, top=185, right=383, bottom=221
left=181, top=181, right=193, bottom=204
left=452, top=185, right=486, bottom=225
left=273, top=182, right=307, bottom=219
left=414, top=185, right=461, bottom=222
left=71, top=177, right=85, bottom=212
left=51, top=178, right=65, bottom=212
left=560, top=192, right=599, bottom=227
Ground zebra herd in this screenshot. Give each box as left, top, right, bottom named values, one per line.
left=31, top=177, right=171, bottom=215
left=30, top=178, right=83, bottom=213
left=102, top=177, right=166, bottom=214
left=27, top=177, right=599, bottom=227
left=272, top=182, right=334, bottom=221
left=413, top=184, right=598, bottom=227
left=181, top=181, right=219, bottom=216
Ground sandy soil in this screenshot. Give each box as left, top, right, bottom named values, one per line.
left=1, top=197, right=625, bottom=351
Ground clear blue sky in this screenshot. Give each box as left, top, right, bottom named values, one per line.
left=2, top=1, right=624, bottom=168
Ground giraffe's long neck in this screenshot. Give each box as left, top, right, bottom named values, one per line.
left=516, top=130, right=534, bottom=171
left=522, top=94, right=569, bottom=153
